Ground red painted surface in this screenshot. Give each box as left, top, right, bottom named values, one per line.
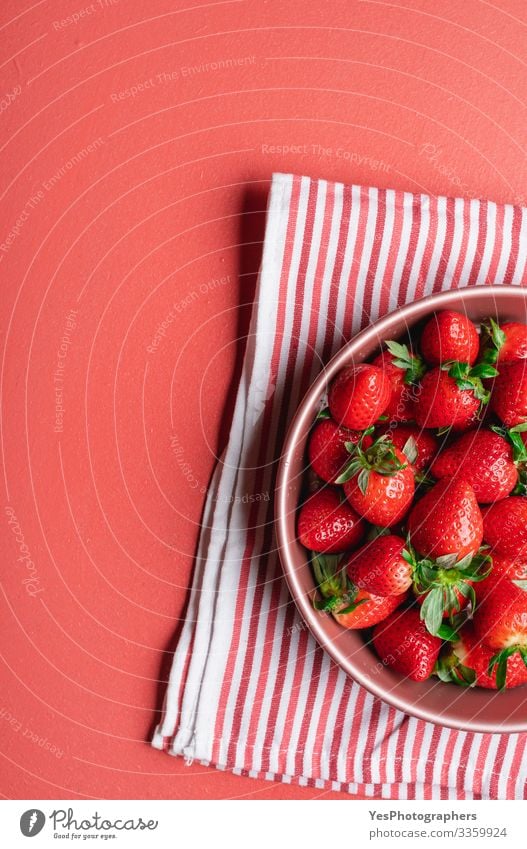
left=1, top=0, right=526, bottom=799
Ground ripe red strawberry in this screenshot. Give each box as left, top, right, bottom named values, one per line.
left=297, top=488, right=365, bottom=553
left=308, top=415, right=372, bottom=484
left=338, top=431, right=415, bottom=526
left=378, top=423, right=438, bottom=473
left=420, top=310, right=479, bottom=366
left=407, top=478, right=483, bottom=559
left=333, top=588, right=405, bottom=629
left=310, top=552, right=406, bottom=627
left=474, top=570, right=527, bottom=649
left=482, top=496, right=527, bottom=557
left=489, top=360, right=527, bottom=427
left=436, top=625, right=527, bottom=689
left=328, top=364, right=391, bottom=430
left=472, top=572, right=527, bottom=688
left=482, top=552, right=527, bottom=583
left=414, top=367, right=483, bottom=431
left=430, top=429, right=517, bottom=503
left=372, top=606, right=442, bottom=681
left=371, top=341, right=424, bottom=422
left=346, top=534, right=411, bottom=596
left=480, top=317, right=527, bottom=365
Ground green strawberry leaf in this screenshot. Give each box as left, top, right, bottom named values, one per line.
left=357, top=468, right=370, bottom=495
left=453, top=663, right=477, bottom=687
left=446, top=360, right=495, bottom=406
left=510, top=422, right=527, bottom=433
left=316, top=407, right=331, bottom=421
left=435, top=553, right=459, bottom=569
left=420, top=587, right=445, bottom=636
left=437, top=622, right=460, bottom=642
left=470, top=363, right=499, bottom=379
left=480, top=317, right=506, bottom=365
left=402, top=435, right=418, bottom=465
left=512, top=579, right=527, bottom=591
left=488, top=649, right=512, bottom=690
left=336, top=597, right=369, bottom=616
left=385, top=340, right=426, bottom=385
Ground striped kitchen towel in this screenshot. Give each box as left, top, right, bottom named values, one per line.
left=152, top=173, right=527, bottom=799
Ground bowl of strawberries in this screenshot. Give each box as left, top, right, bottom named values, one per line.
left=276, top=285, right=527, bottom=732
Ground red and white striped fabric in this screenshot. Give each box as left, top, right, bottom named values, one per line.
left=152, top=172, right=527, bottom=799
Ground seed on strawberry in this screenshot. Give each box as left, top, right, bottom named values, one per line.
left=337, top=430, right=415, bottom=526
left=297, top=488, right=365, bottom=553
left=407, top=478, right=483, bottom=560
left=346, top=534, right=411, bottom=596
left=436, top=625, right=527, bottom=690
left=414, top=366, right=492, bottom=432
left=420, top=310, right=479, bottom=366
left=308, top=416, right=371, bottom=484
left=377, top=423, right=438, bottom=473
left=480, top=317, right=527, bottom=365
left=430, top=429, right=518, bottom=503
left=372, top=606, right=442, bottom=682
left=371, top=341, right=425, bottom=422
left=309, top=552, right=406, bottom=627
left=482, top=496, right=527, bottom=557
left=489, top=360, right=527, bottom=427
left=328, top=363, right=391, bottom=430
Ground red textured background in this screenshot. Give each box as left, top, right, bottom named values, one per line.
left=1, top=0, right=527, bottom=800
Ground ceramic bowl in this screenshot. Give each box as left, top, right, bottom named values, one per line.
left=276, top=285, right=527, bottom=733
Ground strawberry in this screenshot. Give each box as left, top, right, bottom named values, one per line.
left=482, top=496, right=527, bottom=557
left=480, top=317, right=527, bottom=365
left=328, top=363, right=391, bottom=430
left=333, top=588, right=405, bottom=629
left=378, top=423, right=438, bottom=473
left=337, top=430, right=415, bottom=526
left=414, top=365, right=492, bottom=432
left=472, top=572, right=527, bottom=688
left=420, top=310, right=479, bottom=367
left=308, top=413, right=372, bottom=484
left=430, top=429, right=517, bottom=503
left=408, top=545, right=490, bottom=636
left=483, top=552, right=527, bottom=583
left=371, top=341, right=425, bottom=422
left=310, top=552, right=406, bottom=628
left=407, top=478, right=483, bottom=559
left=436, top=625, right=527, bottom=689
left=346, top=534, right=411, bottom=596
left=297, top=488, right=365, bottom=553
left=372, top=606, right=442, bottom=682
left=489, top=360, right=527, bottom=427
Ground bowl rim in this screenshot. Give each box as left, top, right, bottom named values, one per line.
left=275, top=284, right=527, bottom=733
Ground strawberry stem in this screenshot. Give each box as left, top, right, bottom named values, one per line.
left=335, top=429, right=408, bottom=492
left=385, top=340, right=426, bottom=385
left=404, top=544, right=492, bottom=637
left=443, top=360, right=498, bottom=405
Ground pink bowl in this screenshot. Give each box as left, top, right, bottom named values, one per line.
left=276, top=285, right=527, bottom=733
